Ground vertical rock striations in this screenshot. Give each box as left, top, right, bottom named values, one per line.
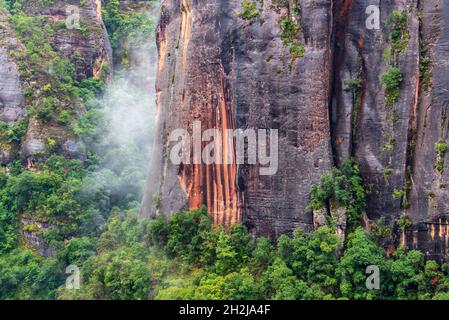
left=236, top=0, right=334, bottom=237
left=405, top=0, right=449, bottom=260
left=332, top=0, right=449, bottom=260
left=331, top=1, right=420, bottom=227
left=143, top=0, right=245, bottom=228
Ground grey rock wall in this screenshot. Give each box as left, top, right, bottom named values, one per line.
left=144, top=0, right=449, bottom=260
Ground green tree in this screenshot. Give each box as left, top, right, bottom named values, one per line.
left=337, top=227, right=388, bottom=299
left=309, top=160, right=366, bottom=227
left=214, top=231, right=238, bottom=275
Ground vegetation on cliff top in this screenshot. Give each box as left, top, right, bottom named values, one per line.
left=102, top=0, right=157, bottom=66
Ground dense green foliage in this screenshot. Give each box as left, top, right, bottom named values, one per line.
left=0, top=156, right=110, bottom=254
left=53, top=208, right=449, bottom=300
left=309, top=160, right=366, bottom=227
left=2, top=154, right=449, bottom=300
left=0, top=0, right=155, bottom=300
left=381, top=67, right=403, bottom=104
left=1, top=1, right=449, bottom=301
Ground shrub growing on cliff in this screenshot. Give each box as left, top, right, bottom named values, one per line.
left=387, top=10, right=410, bottom=53
left=289, top=44, right=304, bottom=63
left=308, top=160, right=366, bottom=227
left=435, top=140, right=447, bottom=173
left=238, top=0, right=262, bottom=23
left=420, top=54, right=432, bottom=91
left=102, top=0, right=157, bottom=64
left=381, top=67, right=403, bottom=104
left=279, top=17, right=301, bottom=45
left=397, top=214, right=412, bottom=232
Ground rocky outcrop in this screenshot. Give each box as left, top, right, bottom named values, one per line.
left=0, top=10, right=26, bottom=121
left=16, top=0, right=111, bottom=163
left=3, top=0, right=448, bottom=261
left=331, top=0, right=449, bottom=260
left=20, top=216, right=54, bottom=257
left=405, top=0, right=449, bottom=261
left=0, top=9, right=27, bottom=163
left=22, top=0, right=112, bottom=80
left=0, top=1, right=112, bottom=164
left=0, top=1, right=111, bottom=255
left=332, top=0, right=420, bottom=223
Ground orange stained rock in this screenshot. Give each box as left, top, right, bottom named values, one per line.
left=95, top=0, right=102, bottom=18
left=93, top=56, right=107, bottom=79
left=157, top=27, right=168, bottom=73
left=338, top=0, right=351, bottom=18
left=190, top=164, right=203, bottom=209
left=413, top=68, right=420, bottom=116
left=335, top=30, right=344, bottom=39
left=178, top=67, right=241, bottom=228
left=180, top=0, right=192, bottom=71
left=413, top=230, right=418, bottom=248
left=357, top=37, right=364, bottom=48
left=27, top=158, right=34, bottom=169
left=386, top=244, right=395, bottom=257
left=400, top=231, right=406, bottom=246
left=335, top=137, right=342, bottom=145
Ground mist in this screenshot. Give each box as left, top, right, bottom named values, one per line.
left=81, top=16, right=158, bottom=212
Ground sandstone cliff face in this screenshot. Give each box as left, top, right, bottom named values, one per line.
left=22, top=0, right=112, bottom=79
left=145, top=0, right=449, bottom=260
left=331, top=1, right=420, bottom=235
left=143, top=0, right=334, bottom=237
left=2, top=0, right=448, bottom=260
left=0, top=9, right=26, bottom=163
left=332, top=0, right=449, bottom=260
left=406, top=0, right=449, bottom=260
left=332, top=0, right=419, bottom=220
left=0, top=11, right=25, bottom=121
